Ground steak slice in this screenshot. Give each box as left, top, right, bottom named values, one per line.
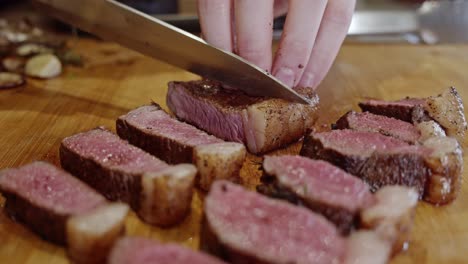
left=358, top=98, right=427, bottom=123
left=343, top=230, right=393, bottom=264
left=359, top=87, right=467, bottom=145
left=202, top=181, right=346, bottom=264
left=258, top=155, right=374, bottom=235
left=424, top=87, right=467, bottom=146
left=334, top=111, right=421, bottom=143
left=360, top=186, right=418, bottom=254
left=421, top=136, right=463, bottom=205
left=117, top=104, right=246, bottom=191
left=108, top=237, right=227, bottom=264
left=60, top=127, right=196, bottom=227
left=0, top=161, right=129, bottom=264
left=258, top=155, right=418, bottom=249
left=166, top=80, right=319, bottom=154
left=301, top=129, right=463, bottom=204
left=300, top=130, right=431, bottom=197
left=415, top=120, right=446, bottom=142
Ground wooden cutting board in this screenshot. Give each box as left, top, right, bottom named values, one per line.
left=0, top=39, right=467, bottom=264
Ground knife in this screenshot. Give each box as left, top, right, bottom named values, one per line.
left=32, top=0, right=309, bottom=104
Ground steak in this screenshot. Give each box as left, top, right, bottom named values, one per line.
left=60, top=127, right=196, bottom=227
left=421, top=136, right=463, bottom=205
left=424, top=87, right=467, bottom=146
left=333, top=111, right=449, bottom=144
left=334, top=111, right=421, bottom=143
left=258, top=155, right=418, bottom=250
left=0, top=162, right=129, bottom=264
left=202, top=181, right=346, bottom=264
left=258, top=155, right=375, bottom=235
left=166, top=80, right=319, bottom=154
left=301, top=129, right=462, bottom=204
left=117, top=104, right=246, bottom=191
left=415, top=120, right=446, bottom=142
left=343, top=230, right=393, bottom=264
left=359, top=87, right=467, bottom=145
left=300, top=130, right=431, bottom=197
left=360, top=186, right=418, bottom=254
left=358, top=98, right=427, bottom=123
left=108, top=237, right=227, bottom=264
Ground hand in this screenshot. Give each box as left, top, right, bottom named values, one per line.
left=197, top=0, right=356, bottom=90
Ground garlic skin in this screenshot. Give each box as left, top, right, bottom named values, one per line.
left=0, top=72, right=25, bottom=89
left=25, top=54, right=62, bottom=79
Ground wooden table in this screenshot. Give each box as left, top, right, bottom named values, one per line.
left=0, top=39, right=467, bottom=263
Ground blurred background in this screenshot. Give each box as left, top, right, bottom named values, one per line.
left=1, top=0, right=468, bottom=44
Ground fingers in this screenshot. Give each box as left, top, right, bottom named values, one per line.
left=298, top=0, right=356, bottom=89
left=234, top=0, right=274, bottom=72
left=197, top=0, right=233, bottom=51
left=272, top=0, right=328, bottom=87
left=273, top=0, right=288, bottom=18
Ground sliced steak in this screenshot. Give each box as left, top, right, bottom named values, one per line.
left=259, top=155, right=418, bottom=248
left=301, top=129, right=462, bottom=204
left=193, top=143, right=246, bottom=190
left=334, top=111, right=421, bottom=143
left=117, top=104, right=223, bottom=164
left=108, top=237, right=226, bottom=264
left=0, top=161, right=129, bottom=264
left=300, top=130, right=430, bottom=197
left=202, top=181, right=346, bottom=264
left=358, top=98, right=427, bottom=123
left=360, top=186, right=419, bottom=254
left=343, top=230, right=393, bottom=264
left=415, top=120, right=447, bottom=142
left=424, top=87, right=467, bottom=145
left=67, top=203, right=130, bottom=264
left=117, top=104, right=246, bottom=191
left=166, top=80, right=319, bottom=154
left=421, top=136, right=463, bottom=205
left=258, top=155, right=374, bottom=235
left=359, top=87, right=467, bottom=145
left=60, top=127, right=196, bottom=227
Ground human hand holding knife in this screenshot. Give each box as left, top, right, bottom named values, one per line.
left=33, top=0, right=313, bottom=104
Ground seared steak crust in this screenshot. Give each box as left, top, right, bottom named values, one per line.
left=257, top=176, right=356, bottom=235
left=304, top=129, right=463, bottom=204
left=3, top=191, right=68, bottom=244
left=60, top=143, right=141, bottom=210
left=167, top=80, right=319, bottom=154
left=358, top=151, right=428, bottom=195
left=117, top=112, right=193, bottom=164
left=194, top=143, right=246, bottom=191
left=60, top=128, right=196, bottom=226
left=300, top=132, right=429, bottom=197
left=117, top=105, right=245, bottom=191
left=334, top=111, right=421, bottom=143
left=359, top=87, right=467, bottom=146
left=353, top=88, right=465, bottom=204
left=300, top=133, right=367, bottom=176
left=202, top=181, right=345, bottom=264
left=424, top=87, right=467, bottom=145
left=360, top=186, right=419, bottom=255
left=359, top=98, right=427, bottom=123
left=200, top=216, right=269, bottom=264
left=0, top=162, right=128, bottom=264
left=422, top=137, right=463, bottom=205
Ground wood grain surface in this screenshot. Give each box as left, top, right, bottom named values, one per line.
left=0, top=39, right=467, bottom=264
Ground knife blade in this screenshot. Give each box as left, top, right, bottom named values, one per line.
left=33, top=0, right=309, bottom=104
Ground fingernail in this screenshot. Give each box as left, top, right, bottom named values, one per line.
left=274, top=67, right=295, bottom=87
left=299, top=72, right=316, bottom=88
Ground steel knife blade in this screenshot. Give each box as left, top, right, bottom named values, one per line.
left=33, top=0, right=310, bottom=104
